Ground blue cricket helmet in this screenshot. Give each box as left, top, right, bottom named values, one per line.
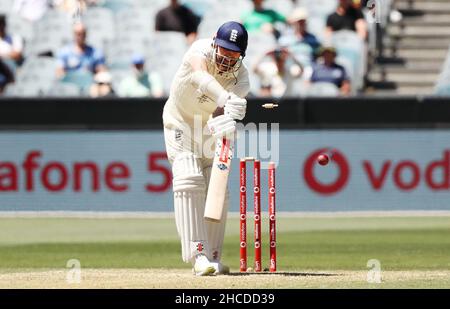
left=214, top=21, right=248, bottom=57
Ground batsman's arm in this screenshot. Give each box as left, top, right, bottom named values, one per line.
left=189, top=55, right=231, bottom=108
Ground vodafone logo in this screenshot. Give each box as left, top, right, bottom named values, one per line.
left=304, top=148, right=350, bottom=195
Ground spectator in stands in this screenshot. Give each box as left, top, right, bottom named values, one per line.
left=253, top=47, right=303, bottom=97
left=53, top=0, right=86, bottom=18
left=0, top=57, right=14, bottom=93
left=0, top=15, right=24, bottom=64
left=308, top=47, right=351, bottom=96
left=89, top=71, right=115, bottom=98
left=279, top=8, right=321, bottom=62
left=326, top=0, right=368, bottom=40
left=13, top=0, right=50, bottom=22
left=155, top=0, right=201, bottom=45
left=241, top=0, right=286, bottom=36
left=56, top=22, right=106, bottom=78
left=118, top=54, right=164, bottom=98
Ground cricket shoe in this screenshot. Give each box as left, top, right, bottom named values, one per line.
left=192, top=254, right=216, bottom=276
left=211, top=262, right=230, bottom=275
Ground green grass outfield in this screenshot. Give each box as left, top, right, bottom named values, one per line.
left=1, top=215, right=450, bottom=288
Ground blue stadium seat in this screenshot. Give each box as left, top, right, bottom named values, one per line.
left=264, top=0, right=294, bottom=17
left=434, top=47, right=450, bottom=95
left=181, top=0, right=216, bottom=17
left=146, top=32, right=187, bottom=93
left=0, top=0, right=14, bottom=14
left=115, top=9, right=154, bottom=40
left=434, top=84, right=450, bottom=96
left=332, top=30, right=365, bottom=91
left=109, top=68, right=131, bottom=93
left=300, top=0, right=337, bottom=17
left=5, top=74, right=54, bottom=97
left=307, top=16, right=327, bottom=43
left=82, top=8, right=115, bottom=48
left=245, top=32, right=277, bottom=68
left=25, top=34, right=68, bottom=57
left=60, top=71, right=94, bottom=93
left=289, top=43, right=314, bottom=67
left=7, top=14, right=34, bottom=42
left=46, top=82, right=81, bottom=97
left=17, top=57, right=58, bottom=83
left=102, top=0, right=132, bottom=13
left=307, top=82, right=340, bottom=96
left=106, top=35, right=151, bottom=66
left=132, top=0, right=167, bottom=11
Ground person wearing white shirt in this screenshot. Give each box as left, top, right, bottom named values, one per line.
left=0, top=15, right=23, bottom=63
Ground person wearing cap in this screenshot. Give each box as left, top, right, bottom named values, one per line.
left=118, top=54, right=164, bottom=98
left=253, top=47, right=304, bottom=97
left=163, top=21, right=250, bottom=276
left=279, top=8, right=321, bottom=61
left=308, top=46, right=351, bottom=96
left=241, top=0, right=286, bottom=35
left=89, top=70, right=115, bottom=98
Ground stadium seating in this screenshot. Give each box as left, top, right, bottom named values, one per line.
left=6, top=57, right=57, bottom=96
left=46, top=82, right=81, bottom=97
left=109, top=68, right=130, bottom=93
left=146, top=32, right=187, bottom=94
left=332, top=30, right=366, bottom=91
left=16, top=57, right=58, bottom=84
left=7, top=14, right=34, bottom=42
left=434, top=46, right=450, bottom=96
left=0, top=0, right=378, bottom=98
left=60, top=71, right=94, bottom=94
left=300, top=0, right=337, bottom=17
left=182, top=0, right=216, bottom=17
left=115, top=8, right=154, bottom=38
left=101, top=0, right=132, bottom=13
left=82, top=7, right=115, bottom=48
left=289, top=43, right=314, bottom=67
left=0, top=0, right=13, bottom=14
left=307, top=82, right=340, bottom=96
left=245, top=32, right=278, bottom=68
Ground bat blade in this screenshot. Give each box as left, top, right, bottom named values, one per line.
left=204, top=137, right=233, bottom=222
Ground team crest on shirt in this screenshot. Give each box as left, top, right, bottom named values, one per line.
left=174, top=129, right=183, bottom=141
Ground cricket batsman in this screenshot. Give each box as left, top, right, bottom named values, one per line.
left=163, top=21, right=250, bottom=276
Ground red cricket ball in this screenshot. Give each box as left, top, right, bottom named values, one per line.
left=317, top=154, right=329, bottom=166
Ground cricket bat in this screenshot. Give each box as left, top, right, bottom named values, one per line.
left=204, top=137, right=234, bottom=222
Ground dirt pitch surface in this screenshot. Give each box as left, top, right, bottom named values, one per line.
left=1, top=269, right=449, bottom=289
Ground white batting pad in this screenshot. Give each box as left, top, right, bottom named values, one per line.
left=172, top=152, right=209, bottom=263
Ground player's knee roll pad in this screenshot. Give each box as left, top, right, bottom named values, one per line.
left=172, top=152, right=206, bottom=192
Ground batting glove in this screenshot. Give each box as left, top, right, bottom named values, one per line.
left=224, top=93, right=247, bottom=121
left=207, top=114, right=236, bottom=139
